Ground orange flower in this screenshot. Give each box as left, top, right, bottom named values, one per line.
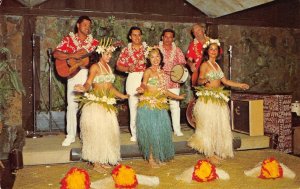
left=259, top=157, right=283, bottom=179
left=112, top=164, right=138, bottom=188
left=192, top=160, right=218, bottom=182
left=60, top=167, right=90, bottom=189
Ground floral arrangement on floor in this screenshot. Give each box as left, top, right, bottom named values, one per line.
left=60, top=167, right=90, bottom=189
left=259, top=157, right=283, bottom=179
left=194, top=86, right=230, bottom=105
left=175, top=159, right=229, bottom=183
left=192, top=159, right=218, bottom=182
left=111, top=164, right=138, bottom=188
left=244, top=157, right=296, bottom=179
left=76, top=89, right=117, bottom=112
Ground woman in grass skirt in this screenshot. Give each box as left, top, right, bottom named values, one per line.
left=188, top=39, right=249, bottom=165
left=136, top=48, right=185, bottom=168
left=74, top=39, right=128, bottom=172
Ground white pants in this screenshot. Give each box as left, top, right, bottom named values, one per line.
left=126, top=72, right=143, bottom=138
left=66, top=69, right=88, bottom=139
left=168, top=88, right=182, bottom=134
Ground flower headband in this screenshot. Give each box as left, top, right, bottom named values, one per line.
left=144, top=46, right=159, bottom=59
left=203, top=38, right=221, bottom=49
left=95, top=37, right=117, bottom=54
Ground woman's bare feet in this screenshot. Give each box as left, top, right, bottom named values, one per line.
left=149, top=158, right=160, bottom=168
left=93, top=163, right=111, bottom=173
left=208, top=155, right=221, bottom=165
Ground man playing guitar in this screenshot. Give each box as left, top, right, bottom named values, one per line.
left=53, top=16, right=99, bottom=146
left=186, top=23, right=210, bottom=86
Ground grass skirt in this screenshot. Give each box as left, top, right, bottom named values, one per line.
left=136, top=107, right=175, bottom=162
left=80, top=103, right=121, bottom=165
left=188, top=99, right=233, bottom=159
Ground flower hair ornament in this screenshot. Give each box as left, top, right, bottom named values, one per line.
left=90, top=164, right=159, bottom=188
left=244, top=157, right=296, bottom=179
left=203, top=38, right=221, bottom=49
left=175, top=159, right=230, bottom=183
left=144, top=46, right=159, bottom=59
left=95, top=37, right=117, bottom=54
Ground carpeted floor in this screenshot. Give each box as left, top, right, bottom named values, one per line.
left=13, top=149, right=300, bottom=189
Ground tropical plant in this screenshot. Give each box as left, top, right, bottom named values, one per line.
left=0, top=47, right=25, bottom=110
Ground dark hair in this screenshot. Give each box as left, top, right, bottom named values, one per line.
left=161, top=29, right=175, bottom=40
left=127, top=26, right=143, bottom=42
left=202, top=43, right=222, bottom=63
left=146, top=48, right=164, bottom=68
left=74, top=16, right=92, bottom=33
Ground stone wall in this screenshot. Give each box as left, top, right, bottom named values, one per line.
left=219, top=25, right=300, bottom=100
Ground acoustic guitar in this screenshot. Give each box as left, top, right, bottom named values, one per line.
left=55, top=51, right=95, bottom=78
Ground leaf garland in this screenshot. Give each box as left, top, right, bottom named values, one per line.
left=76, top=89, right=117, bottom=112
left=194, top=86, right=230, bottom=106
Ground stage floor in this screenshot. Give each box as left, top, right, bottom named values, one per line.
left=23, top=126, right=269, bottom=165
left=14, top=149, right=300, bottom=189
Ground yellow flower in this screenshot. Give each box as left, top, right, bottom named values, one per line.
left=259, top=157, right=283, bottom=179
left=112, top=164, right=138, bottom=188
left=60, top=167, right=90, bottom=189
left=192, top=160, right=218, bottom=182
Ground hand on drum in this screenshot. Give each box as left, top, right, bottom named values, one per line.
left=74, top=84, right=85, bottom=92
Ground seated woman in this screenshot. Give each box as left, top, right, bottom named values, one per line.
left=188, top=39, right=249, bottom=165
left=74, top=40, right=128, bottom=172
left=136, top=48, right=185, bottom=168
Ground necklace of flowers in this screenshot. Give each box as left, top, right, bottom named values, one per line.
left=193, top=38, right=203, bottom=58
left=69, top=32, right=93, bottom=52
left=159, top=41, right=176, bottom=63
left=128, top=42, right=148, bottom=64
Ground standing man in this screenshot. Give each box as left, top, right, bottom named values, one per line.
left=186, top=23, right=210, bottom=86
left=116, top=26, right=147, bottom=142
left=53, top=16, right=99, bottom=146
left=159, top=29, right=186, bottom=136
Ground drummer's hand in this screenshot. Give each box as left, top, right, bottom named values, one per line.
left=74, top=84, right=85, bottom=92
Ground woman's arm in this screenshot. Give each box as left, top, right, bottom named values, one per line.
left=74, top=64, right=97, bottom=92
left=221, top=77, right=249, bottom=90
left=165, top=90, right=185, bottom=100
left=109, top=85, right=129, bottom=99
left=136, top=69, right=150, bottom=93
left=197, top=62, right=210, bottom=85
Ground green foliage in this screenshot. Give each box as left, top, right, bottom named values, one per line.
left=0, top=47, right=25, bottom=108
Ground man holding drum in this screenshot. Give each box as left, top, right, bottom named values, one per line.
left=159, top=29, right=186, bottom=136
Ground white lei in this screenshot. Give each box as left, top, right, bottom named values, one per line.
left=128, top=42, right=148, bottom=64
left=69, top=32, right=93, bottom=52
left=159, top=41, right=176, bottom=63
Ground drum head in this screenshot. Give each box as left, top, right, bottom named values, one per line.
left=170, top=65, right=188, bottom=83
left=186, top=99, right=196, bottom=128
